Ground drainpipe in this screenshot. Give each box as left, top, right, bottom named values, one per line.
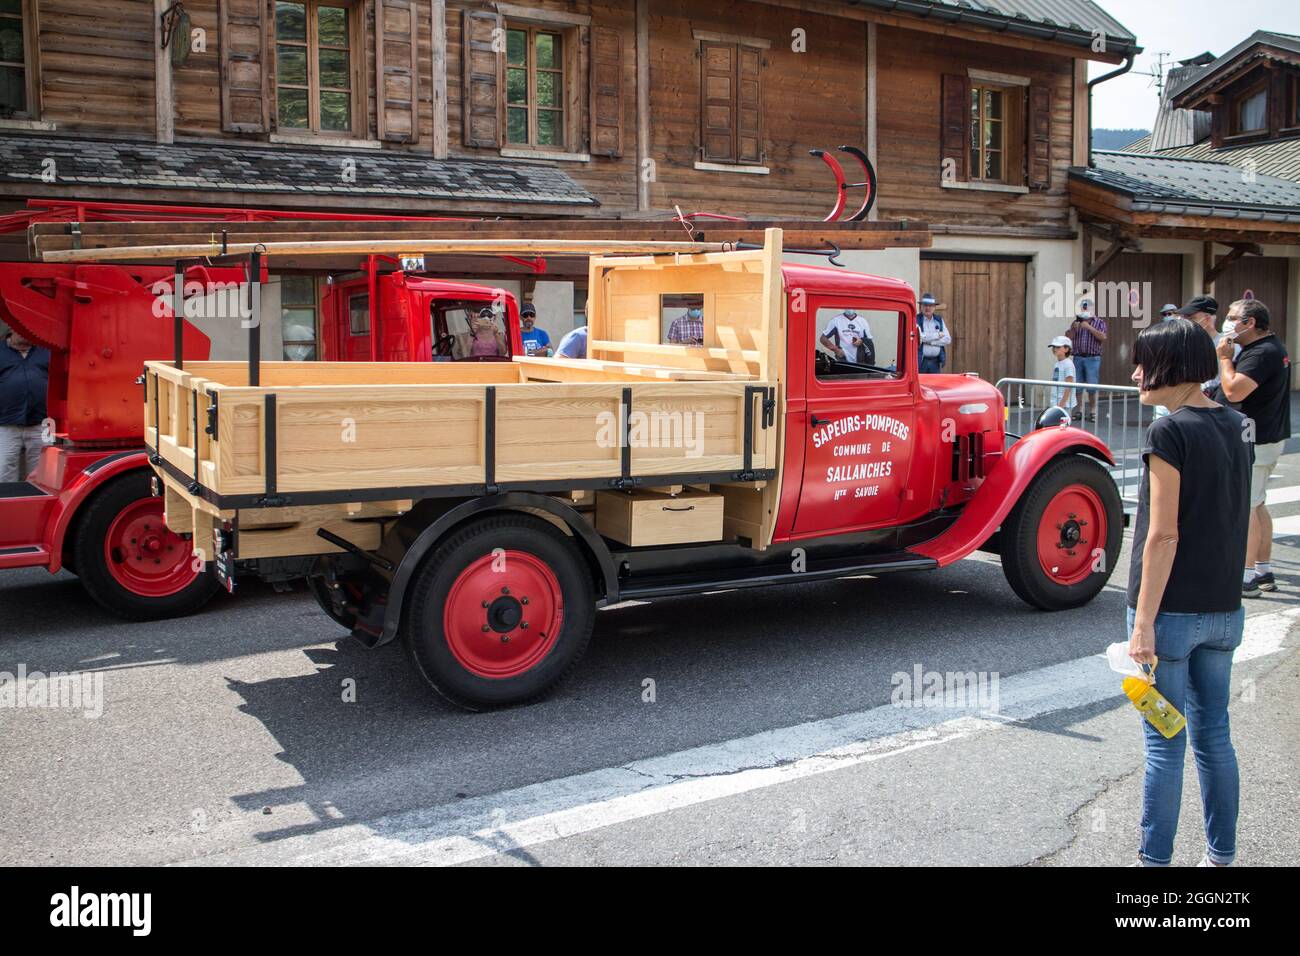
left=1087, top=54, right=1136, bottom=167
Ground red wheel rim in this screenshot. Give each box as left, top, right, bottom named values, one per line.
left=442, top=551, right=564, bottom=679
left=1036, top=483, right=1107, bottom=586
left=103, top=498, right=198, bottom=597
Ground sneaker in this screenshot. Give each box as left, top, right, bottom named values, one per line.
left=1255, top=571, right=1277, bottom=592
left=1243, top=576, right=1262, bottom=598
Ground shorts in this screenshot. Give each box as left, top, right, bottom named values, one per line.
left=1251, top=440, right=1284, bottom=508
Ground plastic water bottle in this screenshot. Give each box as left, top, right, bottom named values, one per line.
left=1105, top=642, right=1186, bottom=739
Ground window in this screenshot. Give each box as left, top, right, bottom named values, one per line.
left=970, top=85, right=1006, bottom=183
left=699, top=41, right=763, bottom=165
left=0, top=0, right=34, bottom=118
left=1231, top=84, right=1267, bottom=135
left=280, top=275, right=318, bottom=361
left=505, top=25, right=565, bottom=149
left=348, top=292, right=369, bottom=335
left=275, top=1, right=355, bottom=135
left=1288, top=75, right=1300, bottom=129
left=815, top=307, right=901, bottom=381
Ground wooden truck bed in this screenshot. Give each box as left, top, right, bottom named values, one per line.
left=146, top=234, right=786, bottom=562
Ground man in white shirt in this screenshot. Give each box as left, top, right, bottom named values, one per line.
left=818, top=308, right=874, bottom=365
left=916, top=293, right=951, bottom=374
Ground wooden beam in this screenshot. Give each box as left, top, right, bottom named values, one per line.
left=1085, top=237, right=1130, bottom=281
left=865, top=21, right=877, bottom=221
left=636, top=0, right=650, bottom=212
left=431, top=0, right=448, bottom=158
left=154, top=0, right=174, bottom=144
left=1204, top=243, right=1264, bottom=286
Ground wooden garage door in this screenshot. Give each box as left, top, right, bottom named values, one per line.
left=919, top=256, right=1026, bottom=384
left=1215, top=255, right=1290, bottom=358
left=1090, top=253, right=1184, bottom=386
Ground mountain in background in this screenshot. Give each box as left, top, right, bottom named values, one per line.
left=1092, top=128, right=1149, bottom=151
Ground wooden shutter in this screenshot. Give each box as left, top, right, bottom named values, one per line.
left=700, top=42, right=736, bottom=162
left=940, top=73, right=970, bottom=183
left=462, top=9, right=503, bottom=148
left=1028, top=85, right=1052, bottom=189
left=589, top=27, right=624, bottom=157
left=219, top=0, right=269, bottom=133
left=375, top=0, right=419, bottom=143
left=737, top=46, right=762, bottom=164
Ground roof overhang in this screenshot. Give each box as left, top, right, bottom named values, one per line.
left=1069, top=171, right=1300, bottom=245
left=1171, top=41, right=1300, bottom=109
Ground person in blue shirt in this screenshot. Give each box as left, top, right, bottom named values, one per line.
left=0, top=329, right=51, bottom=482
left=555, top=325, right=588, bottom=359
left=519, top=303, right=552, bottom=357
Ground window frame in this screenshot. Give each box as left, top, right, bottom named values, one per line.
left=272, top=0, right=363, bottom=139
left=347, top=291, right=371, bottom=336
left=1285, top=73, right=1300, bottom=133
left=1228, top=79, right=1269, bottom=137
left=969, top=83, right=1009, bottom=184
left=279, top=274, right=320, bottom=361
left=0, top=0, right=40, bottom=121
left=811, top=301, right=907, bottom=387
left=504, top=22, right=567, bottom=151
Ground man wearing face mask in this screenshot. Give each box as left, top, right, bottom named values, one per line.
left=1216, top=299, right=1291, bottom=596
left=819, top=306, right=875, bottom=365
left=667, top=305, right=705, bottom=346
left=0, top=327, right=50, bottom=482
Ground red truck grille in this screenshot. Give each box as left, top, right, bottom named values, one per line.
left=950, top=432, right=986, bottom=483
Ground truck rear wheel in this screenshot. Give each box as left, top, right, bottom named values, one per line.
left=73, top=471, right=218, bottom=620
left=403, top=513, right=595, bottom=710
left=1000, top=454, right=1121, bottom=611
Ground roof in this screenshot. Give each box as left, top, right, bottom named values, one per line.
left=1169, top=30, right=1300, bottom=103
left=1071, top=150, right=1300, bottom=224
left=850, top=0, right=1139, bottom=56
left=1147, top=64, right=1212, bottom=151
left=1120, top=135, right=1300, bottom=186
left=0, top=135, right=597, bottom=209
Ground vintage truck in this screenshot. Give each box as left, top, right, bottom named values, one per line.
left=112, top=229, right=1120, bottom=708
left=0, top=204, right=524, bottom=620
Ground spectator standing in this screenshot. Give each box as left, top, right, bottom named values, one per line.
left=1126, top=317, right=1250, bottom=868
left=0, top=328, right=50, bottom=482
left=1215, top=299, right=1291, bottom=596
left=555, top=324, right=588, bottom=359
left=519, top=304, right=552, bottom=357
left=1174, top=296, right=1227, bottom=398
left=1048, top=336, right=1076, bottom=420
left=916, top=293, right=951, bottom=374
left=666, top=306, right=705, bottom=346
left=1067, top=301, right=1107, bottom=421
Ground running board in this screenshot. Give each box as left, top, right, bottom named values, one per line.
left=618, top=552, right=938, bottom=600
left=0, top=481, right=50, bottom=501
left=0, top=544, right=50, bottom=569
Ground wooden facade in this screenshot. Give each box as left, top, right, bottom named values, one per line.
left=0, top=0, right=1110, bottom=229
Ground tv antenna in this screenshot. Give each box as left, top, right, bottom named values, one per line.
left=1134, top=51, right=1173, bottom=97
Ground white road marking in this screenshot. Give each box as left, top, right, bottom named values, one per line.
left=1273, top=514, right=1300, bottom=538
left=1268, top=485, right=1300, bottom=507
left=218, top=608, right=1298, bottom=867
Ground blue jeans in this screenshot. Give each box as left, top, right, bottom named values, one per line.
left=1125, top=606, right=1244, bottom=866
left=1074, top=354, right=1101, bottom=384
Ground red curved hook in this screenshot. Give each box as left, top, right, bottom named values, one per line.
left=810, top=148, right=847, bottom=223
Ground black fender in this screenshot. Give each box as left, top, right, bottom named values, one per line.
left=376, top=492, right=619, bottom=647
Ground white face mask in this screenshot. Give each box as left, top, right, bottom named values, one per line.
left=1222, top=320, right=1237, bottom=337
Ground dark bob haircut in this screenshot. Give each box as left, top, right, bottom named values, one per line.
left=1132, top=317, right=1217, bottom=391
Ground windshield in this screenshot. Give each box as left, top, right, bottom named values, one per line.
left=434, top=300, right=511, bottom=360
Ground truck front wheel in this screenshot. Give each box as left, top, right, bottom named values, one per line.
left=403, top=513, right=596, bottom=710
left=73, top=471, right=219, bottom=620
left=1000, top=454, right=1122, bottom=611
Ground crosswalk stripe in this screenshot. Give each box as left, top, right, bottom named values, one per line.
left=209, top=608, right=1298, bottom=867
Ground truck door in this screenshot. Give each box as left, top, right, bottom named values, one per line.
left=791, top=299, right=916, bottom=536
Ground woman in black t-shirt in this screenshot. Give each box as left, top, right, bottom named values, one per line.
left=1127, top=319, right=1251, bottom=867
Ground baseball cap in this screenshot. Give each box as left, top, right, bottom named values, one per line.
left=920, top=293, right=937, bottom=306
left=1160, top=303, right=1178, bottom=315
left=1176, top=295, right=1217, bottom=317
left=520, top=303, right=536, bottom=317
left=1049, top=335, right=1072, bottom=348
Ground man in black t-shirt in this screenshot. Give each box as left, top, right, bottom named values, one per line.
left=1217, top=299, right=1292, bottom=595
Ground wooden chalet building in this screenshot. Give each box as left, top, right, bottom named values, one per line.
left=0, top=0, right=1142, bottom=381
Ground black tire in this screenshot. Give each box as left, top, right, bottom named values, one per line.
left=403, top=513, right=595, bottom=710
left=73, top=470, right=219, bottom=621
left=1000, top=454, right=1122, bottom=611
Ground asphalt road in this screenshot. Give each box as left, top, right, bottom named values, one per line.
left=1, top=454, right=1297, bottom=867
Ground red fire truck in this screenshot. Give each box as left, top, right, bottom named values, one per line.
left=0, top=203, right=523, bottom=619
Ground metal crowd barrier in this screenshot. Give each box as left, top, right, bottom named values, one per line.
left=995, top=377, right=1151, bottom=511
